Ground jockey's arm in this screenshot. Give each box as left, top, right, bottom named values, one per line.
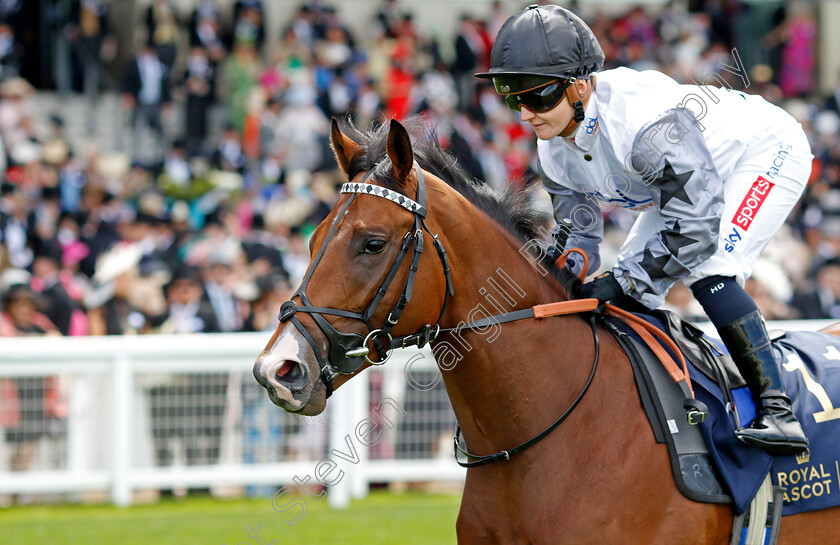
left=615, top=107, right=725, bottom=300
left=539, top=158, right=604, bottom=276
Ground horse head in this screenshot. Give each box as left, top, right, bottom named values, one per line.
left=253, top=118, right=454, bottom=415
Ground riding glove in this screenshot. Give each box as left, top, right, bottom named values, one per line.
left=574, top=271, right=624, bottom=303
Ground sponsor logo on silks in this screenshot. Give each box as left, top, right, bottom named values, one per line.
left=590, top=189, right=651, bottom=210
left=500, top=84, right=510, bottom=93
left=584, top=115, right=599, bottom=134
left=732, top=175, right=774, bottom=231
left=723, top=226, right=743, bottom=253
left=764, top=143, right=792, bottom=181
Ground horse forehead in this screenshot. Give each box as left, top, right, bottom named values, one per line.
left=345, top=196, right=413, bottom=230
left=347, top=216, right=397, bottom=232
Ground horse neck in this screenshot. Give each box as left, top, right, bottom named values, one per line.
left=428, top=187, right=565, bottom=316
left=427, top=184, right=604, bottom=454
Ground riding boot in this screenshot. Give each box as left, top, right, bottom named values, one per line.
left=718, top=310, right=808, bottom=456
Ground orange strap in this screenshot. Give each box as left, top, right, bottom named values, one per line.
left=555, top=248, right=588, bottom=283
left=533, top=298, right=599, bottom=318
left=605, top=304, right=694, bottom=397
left=523, top=298, right=695, bottom=398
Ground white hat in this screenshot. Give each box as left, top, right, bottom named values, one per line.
left=93, top=243, right=143, bottom=284
left=0, top=268, right=31, bottom=294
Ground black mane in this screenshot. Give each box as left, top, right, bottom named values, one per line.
left=339, top=117, right=578, bottom=291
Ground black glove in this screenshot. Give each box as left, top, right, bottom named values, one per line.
left=573, top=271, right=624, bottom=303
left=546, top=219, right=573, bottom=261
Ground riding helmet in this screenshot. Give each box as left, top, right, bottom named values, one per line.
left=475, top=4, right=604, bottom=94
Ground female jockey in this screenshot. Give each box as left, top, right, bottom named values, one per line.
left=476, top=4, right=810, bottom=456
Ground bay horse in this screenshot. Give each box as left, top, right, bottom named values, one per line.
left=253, top=117, right=840, bottom=544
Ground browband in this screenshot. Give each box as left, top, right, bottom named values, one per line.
left=341, top=182, right=427, bottom=218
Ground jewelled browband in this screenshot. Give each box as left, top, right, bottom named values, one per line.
left=340, top=182, right=427, bottom=217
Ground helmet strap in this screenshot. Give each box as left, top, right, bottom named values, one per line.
left=560, top=78, right=588, bottom=137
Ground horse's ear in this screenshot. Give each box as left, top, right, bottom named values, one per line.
left=386, top=119, right=414, bottom=183
left=330, top=118, right=361, bottom=176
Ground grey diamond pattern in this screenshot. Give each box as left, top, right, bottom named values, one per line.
left=341, top=183, right=426, bottom=216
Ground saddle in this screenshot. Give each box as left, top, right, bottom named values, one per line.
left=602, top=307, right=751, bottom=506
left=603, top=304, right=840, bottom=522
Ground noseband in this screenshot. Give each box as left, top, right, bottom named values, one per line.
left=277, top=162, right=454, bottom=397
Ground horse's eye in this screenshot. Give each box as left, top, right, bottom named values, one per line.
left=363, top=239, right=387, bottom=254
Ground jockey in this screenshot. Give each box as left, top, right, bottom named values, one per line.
left=476, top=4, right=810, bottom=456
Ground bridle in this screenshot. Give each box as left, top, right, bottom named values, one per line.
left=277, top=162, right=454, bottom=398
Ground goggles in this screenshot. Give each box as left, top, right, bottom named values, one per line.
left=495, top=77, right=573, bottom=113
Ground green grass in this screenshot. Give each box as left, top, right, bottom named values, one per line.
left=0, top=491, right=461, bottom=545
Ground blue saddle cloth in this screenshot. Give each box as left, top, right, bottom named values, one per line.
left=623, top=314, right=840, bottom=516
left=769, top=332, right=840, bottom=515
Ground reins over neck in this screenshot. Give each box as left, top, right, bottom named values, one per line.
left=449, top=298, right=695, bottom=468
left=454, top=314, right=600, bottom=468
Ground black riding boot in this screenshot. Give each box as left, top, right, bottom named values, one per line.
left=718, top=310, right=808, bottom=456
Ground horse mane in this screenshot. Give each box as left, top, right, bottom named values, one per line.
left=339, top=116, right=578, bottom=294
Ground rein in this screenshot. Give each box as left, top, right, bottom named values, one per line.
left=448, top=299, right=694, bottom=468
left=454, top=313, right=600, bottom=468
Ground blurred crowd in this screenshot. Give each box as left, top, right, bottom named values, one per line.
left=0, top=0, right=837, bottom=344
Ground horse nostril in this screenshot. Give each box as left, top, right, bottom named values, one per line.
left=276, top=360, right=295, bottom=380
left=274, top=360, right=305, bottom=388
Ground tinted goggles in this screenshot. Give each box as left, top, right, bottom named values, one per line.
left=498, top=79, right=572, bottom=113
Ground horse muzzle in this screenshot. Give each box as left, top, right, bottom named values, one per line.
left=253, top=327, right=321, bottom=412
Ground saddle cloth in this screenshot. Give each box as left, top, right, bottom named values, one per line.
left=606, top=309, right=840, bottom=517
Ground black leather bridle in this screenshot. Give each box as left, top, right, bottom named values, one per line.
left=277, top=162, right=454, bottom=397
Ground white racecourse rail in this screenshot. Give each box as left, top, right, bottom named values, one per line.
left=0, top=320, right=834, bottom=507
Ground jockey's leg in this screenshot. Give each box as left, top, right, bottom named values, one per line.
left=691, top=275, right=808, bottom=456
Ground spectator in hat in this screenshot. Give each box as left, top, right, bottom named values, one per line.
left=452, top=14, right=486, bottom=111
left=242, top=273, right=291, bottom=332
left=159, top=138, right=192, bottom=188
left=221, top=27, right=260, bottom=135
left=152, top=265, right=220, bottom=334
left=211, top=124, right=246, bottom=173
left=0, top=275, right=65, bottom=475
left=241, top=212, right=290, bottom=279
left=271, top=83, right=330, bottom=172
left=30, top=239, right=87, bottom=336
left=86, top=242, right=150, bottom=335
left=202, top=249, right=243, bottom=333
left=0, top=277, right=59, bottom=336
